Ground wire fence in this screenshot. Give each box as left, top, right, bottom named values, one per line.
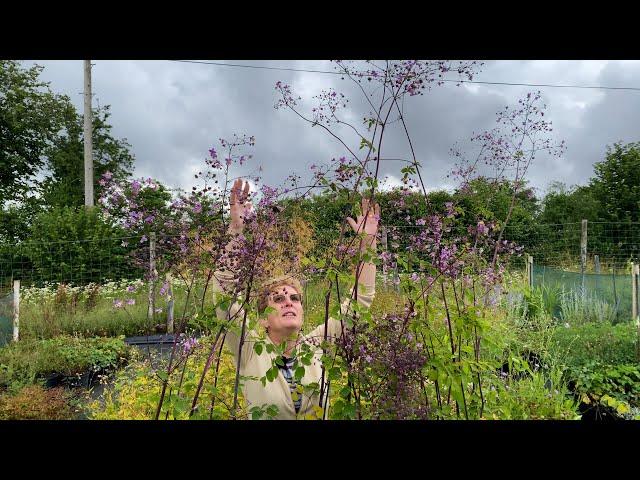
left=1, top=221, right=638, bottom=289
left=503, top=221, right=640, bottom=271
left=0, top=221, right=638, bottom=338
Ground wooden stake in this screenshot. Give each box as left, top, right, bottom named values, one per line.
left=633, top=263, right=639, bottom=324
left=381, top=226, right=388, bottom=287
left=166, top=272, right=174, bottom=334
left=12, top=279, right=20, bottom=342
left=148, top=232, right=157, bottom=320
left=581, top=219, right=588, bottom=293
left=631, top=263, right=638, bottom=324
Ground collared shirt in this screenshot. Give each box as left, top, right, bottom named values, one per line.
left=277, top=355, right=301, bottom=413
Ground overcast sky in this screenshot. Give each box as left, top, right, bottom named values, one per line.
left=21, top=60, right=640, bottom=199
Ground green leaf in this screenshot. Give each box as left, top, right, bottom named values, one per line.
left=328, top=366, right=342, bottom=380
left=254, top=343, right=263, bottom=355
left=294, top=366, right=305, bottom=381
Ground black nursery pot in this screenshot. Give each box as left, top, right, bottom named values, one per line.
left=577, top=401, right=623, bottom=422
left=43, top=372, right=65, bottom=388
left=66, top=368, right=107, bottom=389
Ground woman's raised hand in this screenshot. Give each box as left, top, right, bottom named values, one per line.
left=229, top=178, right=252, bottom=234
left=347, top=197, right=380, bottom=238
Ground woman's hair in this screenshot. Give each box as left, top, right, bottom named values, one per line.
left=257, top=274, right=304, bottom=315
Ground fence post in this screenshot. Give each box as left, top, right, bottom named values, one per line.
left=381, top=226, right=388, bottom=287
left=581, top=219, right=588, bottom=293
left=632, top=263, right=639, bottom=325
left=148, top=232, right=157, bottom=321
left=392, top=229, right=400, bottom=292
left=594, top=254, right=600, bottom=291
left=12, top=279, right=20, bottom=342
left=166, top=272, right=174, bottom=334
left=526, top=255, right=533, bottom=289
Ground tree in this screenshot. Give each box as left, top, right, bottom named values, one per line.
left=41, top=104, right=135, bottom=208
left=0, top=61, right=72, bottom=203
left=0, top=61, right=72, bottom=241
left=590, top=142, right=640, bottom=223
left=539, top=181, right=601, bottom=225
left=454, top=177, right=539, bottom=230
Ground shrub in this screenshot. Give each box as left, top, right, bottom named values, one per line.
left=482, top=366, right=579, bottom=420
left=568, top=362, right=640, bottom=419
left=18, top=206, right=138, bottom=286
left=88, top=336, right=246, bottom=420
left=559, top=289, right=617, bottom=326
left=0, top=336, right=133, bottom=389
left=550, top=322, right=638, bottom=368
left=0, top=385, right=76, bottom=420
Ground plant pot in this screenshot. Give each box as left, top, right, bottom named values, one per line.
left=65, top=371, right=92, bottom=389
left=43, top=372, right=65, bottom=388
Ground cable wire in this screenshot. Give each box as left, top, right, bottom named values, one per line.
left=169, top=60, right=640, bottom=92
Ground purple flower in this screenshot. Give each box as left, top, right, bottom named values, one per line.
left=444, top=202, right=455, bottom=218
left=103, top=171, right=113, bottom=180
left=131, top=180, right=141, bottom=195
left=126, top=285, right=136, bottom=293
left=477, top=220, right=489, bottom=236
left=209, top=147, right=217, bottom=159
left=113, top=299, right=123, bottom=308
left=193, top=202, right=202, bottom=214
left=180, top=336, right=199, bottom=356
left=126, top=298, right=135, bottom=306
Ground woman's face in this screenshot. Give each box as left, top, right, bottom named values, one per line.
left=264, top=284, right=304, bottom=338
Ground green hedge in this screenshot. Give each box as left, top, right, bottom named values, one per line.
left=550, top=322, right=638, bottom=368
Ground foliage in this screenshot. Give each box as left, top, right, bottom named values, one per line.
left=41, top=104, right=135, bottom=208
left=16, top=206, right=134, bottom=285
left=481, top=366, right=579, bottom=420
left=0, top=60, right=72, bottom=207
left=569, top=362, right=640, bottom=419
left=590, top=142, right=640, bottom=223
left=558, top=289, right=617, bottom=326
left=0, top=384, right=76, bottom=420
left=0, top=335, right=133, bottom=390
left=538, top=182, right=602, bottom=225
left=16, top=278, right=209, bottom=340
left=550, top=322, right=638, bottom=368
left=88, top=336, right=247, bottom=420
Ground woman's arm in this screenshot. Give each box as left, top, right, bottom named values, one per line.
left=212, top=179, right=256, bottom=368
left=306, top=197, right=379, bottom=343
left=346, top=197, right=379, bottom=306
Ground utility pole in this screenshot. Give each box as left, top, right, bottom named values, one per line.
left=84, top=60, right=94, bottom=207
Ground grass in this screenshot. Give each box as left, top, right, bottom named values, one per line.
left=17, top=278, right=217, bottom=340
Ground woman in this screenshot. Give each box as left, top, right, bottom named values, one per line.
left=212, top=179, right=379, bottom=420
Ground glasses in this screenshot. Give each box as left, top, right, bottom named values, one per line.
left=271, top=293, right=302, bottom=304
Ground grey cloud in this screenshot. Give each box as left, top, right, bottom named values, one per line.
left=22, top=60, right=640, bottom=201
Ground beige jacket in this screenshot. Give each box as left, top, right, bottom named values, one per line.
left=212, top=270, right=374, bottom=420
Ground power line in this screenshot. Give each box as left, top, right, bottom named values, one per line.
left=169, top=60, right=640, bottom=92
